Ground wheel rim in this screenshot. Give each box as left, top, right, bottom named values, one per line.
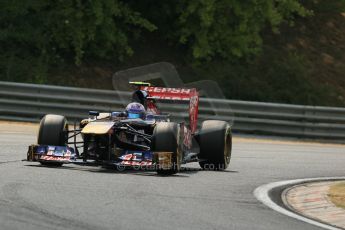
left=224, top=128, right=231, bottom=165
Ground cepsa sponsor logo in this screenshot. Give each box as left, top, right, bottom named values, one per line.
left=142, top=87, right=191, bottom=94
left=151, top=96, right=190, bottom=101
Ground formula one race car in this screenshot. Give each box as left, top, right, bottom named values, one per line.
left=27, top=82, right=232, bottom=174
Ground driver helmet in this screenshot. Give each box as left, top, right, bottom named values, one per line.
left=126, top=102, right=146, bottom=119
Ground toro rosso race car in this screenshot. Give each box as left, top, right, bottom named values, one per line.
left=27, top=82, right=232, bottom=174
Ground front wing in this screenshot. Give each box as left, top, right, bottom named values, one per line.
left=27, top=145, right=76, bottom=163
left=27, top=145, right=173, bottom=170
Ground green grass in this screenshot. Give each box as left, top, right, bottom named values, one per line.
left=328, top=182, right=345, bottom=209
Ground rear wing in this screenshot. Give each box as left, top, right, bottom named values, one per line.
left=141, top=86, right=199, bottom=134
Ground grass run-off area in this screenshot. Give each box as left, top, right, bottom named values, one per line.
left=328, top=182, right=345, bottom=209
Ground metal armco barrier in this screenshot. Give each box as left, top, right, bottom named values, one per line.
left=1, top=81, right=345, bottom=140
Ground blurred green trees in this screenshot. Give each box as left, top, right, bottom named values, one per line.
left=125, top=0, right=311, bottom=60
left=0, top=0, right=311, bottom=82
left=0, top=0, right=156, bottom=82
left=2, top=0, right=345, bottom=106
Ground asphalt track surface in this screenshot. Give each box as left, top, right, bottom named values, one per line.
left=0, top=122, right=344, bottom=230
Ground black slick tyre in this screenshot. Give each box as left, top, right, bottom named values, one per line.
left=152, top=122, right=182, bottom=175
left=198, top=120, right=232, bottom=170
left=37, top=114, right=68, bottom=167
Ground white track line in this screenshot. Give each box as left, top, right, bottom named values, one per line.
left=254, top=177, right=345, bottom=230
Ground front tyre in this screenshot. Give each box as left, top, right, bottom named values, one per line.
left=198, top=120, right=232, bottom=170
left=152, top=122, right=182, bottom=175
left=37, top=114, right=68, bottom=167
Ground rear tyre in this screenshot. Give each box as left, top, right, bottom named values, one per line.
left=152, top=122, right=182, bottom=175
left=198, top=120, right=232, bottom=170
left=38, top=114, right=68, bottom=167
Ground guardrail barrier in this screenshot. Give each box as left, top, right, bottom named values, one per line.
left=1, top=81, right=345, bottom=140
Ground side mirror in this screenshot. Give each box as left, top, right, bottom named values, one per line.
left=112, top=111, right=127, bottom=118
left=89, top=111, right=99, bottom=117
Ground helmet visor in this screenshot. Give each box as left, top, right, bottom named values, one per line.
left=128, top=113, right=140, bottom=119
